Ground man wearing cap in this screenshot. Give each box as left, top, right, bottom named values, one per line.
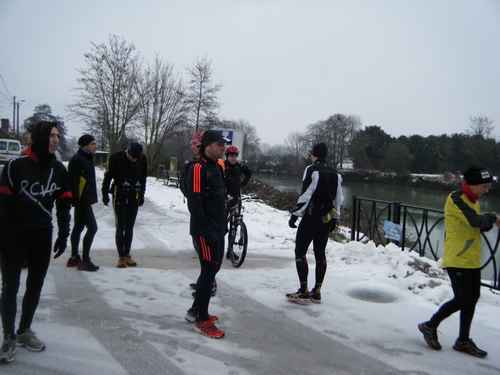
left=0, top=121, right=72, bottom=362
left=67, top=135, right=99, bottom=271
left=101, top=143, right=147, bottom=268
left=286, top=142, right=343, bottom=304
left=184, top=130, right=227, bottom=339
left=418, top=165, right=500, bottom=358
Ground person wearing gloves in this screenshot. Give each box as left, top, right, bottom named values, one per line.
left=101, top=143, right=147, bottom=268
left=286, top=142, right=343, bottom=304
left=67, top=134, right=99, bottom=271
left=418, top=165, right=500, bottom=358
left=0, top=121, right=72, bottom=363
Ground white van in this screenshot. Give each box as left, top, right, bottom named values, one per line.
left=0, top=139, right=22, bottom=171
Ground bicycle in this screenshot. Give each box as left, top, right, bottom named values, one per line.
left=226, top=196, right=250, bottom=267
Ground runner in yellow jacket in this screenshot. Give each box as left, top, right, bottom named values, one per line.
left=418, top=165, right=500, bottom=358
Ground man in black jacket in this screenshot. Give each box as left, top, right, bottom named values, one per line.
left=67, top=134, right=99, bottom=271
left=101, top=143, right=147, bottom=268
left=0, top=121, right=72, bottom=363
left=286, top=142, right=344, bottom=305
left=184, top=130, right=227, bottom=339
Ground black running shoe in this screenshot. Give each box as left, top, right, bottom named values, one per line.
left=310, top=291, right=321, bottom=304
left=286, top=289, right=311, bottom=304
left=418, top=322, right=441, bottom=350
left=77, top=259, right=99, bottom=272
left=453, top=339, right=487, bottom=358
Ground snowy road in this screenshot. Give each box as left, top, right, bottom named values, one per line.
left=2, top=170, right=500, bottom=374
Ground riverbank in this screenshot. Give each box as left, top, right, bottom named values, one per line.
left=340, top=169, right=500, bottom=195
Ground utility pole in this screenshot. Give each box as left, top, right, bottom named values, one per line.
left=12, top=96, right=16, bottom=133
left=17, top=102, right=20, bottom=134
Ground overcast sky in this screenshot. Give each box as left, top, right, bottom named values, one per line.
left=1, top=0, right=499, bottom=145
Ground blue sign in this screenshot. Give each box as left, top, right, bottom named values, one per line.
left=220, top=130, right=233, bottom=145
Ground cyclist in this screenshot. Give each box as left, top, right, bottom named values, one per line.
left=223, top=146, right=252, bottom=258
left=224, top=146, right=252, bottom=208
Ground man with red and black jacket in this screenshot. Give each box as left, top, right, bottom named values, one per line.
left=0, top=121, right=72, bottom=363
left=67, top=134, right=99, bottom=271
left=101, top=143, right=147, bottom=268
left=184, top=130, right=228, bottom=339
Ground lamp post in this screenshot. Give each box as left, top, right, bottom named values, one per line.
left=12, top=96, right=16, bottom=132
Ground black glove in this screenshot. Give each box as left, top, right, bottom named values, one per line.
left=289, top=215, right=298, bottom=228
left=138, top=195, right=145, bottom=207
left=330, top=218, right=338, bottom=233
left=53, top=237, right=67, bottom=259
left=102, top=194, right=110, bottom=206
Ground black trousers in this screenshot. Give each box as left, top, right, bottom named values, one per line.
left=191, top=235, right=224, bottom=321
left=112, top=196, right=139, bottom=257
left=294, top=214, right=334, bottom=290
left=70, top=204, right=98, bottom=261
left=428, top=267, right=481, bottom=341
left=1, top=232, right=52, bottom=339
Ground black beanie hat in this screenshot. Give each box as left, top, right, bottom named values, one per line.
left=78, top=134, right=95, bottom=147
left=127, top=143, right=143, bottom=159
left=463, top=165, right=493, bottom=185
left=311, top=142, right=328, bottom=159
left=31, top=121, right=58, bottom=164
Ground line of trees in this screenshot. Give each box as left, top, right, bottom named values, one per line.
left=15, top=35, right=498, bottom=178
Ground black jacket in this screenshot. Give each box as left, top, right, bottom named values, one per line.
left=223, top=160, right=252, bottom=198
left=68, top=148, right=97, bottom=206
left=0, top=149, right=72, bottom=237
left=292, top=158, right=343, bottom=218
left=102, top=149, right=147, bottom=200
left=186, top=154, right=226, bottom=239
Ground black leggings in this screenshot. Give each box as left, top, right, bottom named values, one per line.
left=294, top=214, right=334, bottom=290
left=191, top=235, right=224, bottom=321
left=428, top=268, right=481, bottom=341
left=70, top=204, right=98, bottom=261
left=1, top=232, right=52, bottom=339
left=112, top=196, right=139, bottom=257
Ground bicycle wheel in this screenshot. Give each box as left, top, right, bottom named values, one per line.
left=230, top=220, right=248, bottom=267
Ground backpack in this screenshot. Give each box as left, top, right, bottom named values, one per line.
left=179, top=159, right=213, bottom=198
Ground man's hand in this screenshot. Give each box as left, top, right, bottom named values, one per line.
left=53, top=237, right=67, bottom=259
left=288, top=215, right=298, bottom=228
left=139, top=195, right=145, bottom=207
left=102, top=194, right=110, bottom=206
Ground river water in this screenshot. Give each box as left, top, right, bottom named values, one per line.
left=254, top=173, right=500, bottom=212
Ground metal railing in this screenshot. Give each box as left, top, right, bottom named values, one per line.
left=351, top=195, right=500, bottom=290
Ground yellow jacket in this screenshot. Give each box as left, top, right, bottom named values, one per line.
left=442, top=184, right=496, bottom=269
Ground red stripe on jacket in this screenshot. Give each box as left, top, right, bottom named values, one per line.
left=0, top=186, right=12, bottom=195
left=193, top=162, right=202, bottom=193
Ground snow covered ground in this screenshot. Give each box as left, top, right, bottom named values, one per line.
left=2, top=167, right=500, bottom=374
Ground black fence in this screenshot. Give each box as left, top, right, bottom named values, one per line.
left=350, top=195, right=500, bottom=291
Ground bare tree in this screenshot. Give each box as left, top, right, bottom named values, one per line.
left=284, top=130, right=307, bottom=173
left=134, top=55, right=185, bottom=173
left=467, top=116, right=494, bottom=138
left=184, top=56, right=223, bottom=133
left=306, top=114, right=361, bottom=169
left=68, top=35, right=143, bottom=154
left=466, top=115, right=495, bottom=165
